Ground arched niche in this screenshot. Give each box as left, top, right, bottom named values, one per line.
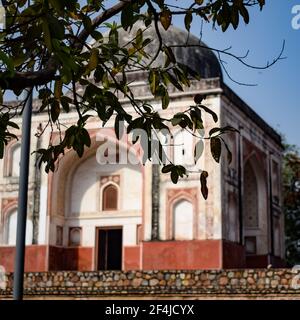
left=10, top=144, right=21, bottom=177
left=242, top=153, right=268, bottom=254
left=5, top=209, right=33, bottom=245
left=172, top=199, right=194, bottom=240
left=102, top=183, right=119, bottom=211
left=49, top=129, right=144, bottom=218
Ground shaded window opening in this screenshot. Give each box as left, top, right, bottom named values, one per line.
left=102, top=184, right=118, bottom=211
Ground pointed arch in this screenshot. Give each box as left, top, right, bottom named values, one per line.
left=3, top=141, right=21, bottom=177
left=242, top=152, right=268, bottom=255
left=172, top=199, right=194, bottom=240
left=4, top=209, right=33, bottom=246
left=165, top=188, right=198, bottom=240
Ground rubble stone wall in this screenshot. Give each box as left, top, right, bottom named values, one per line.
left=1, top=269, right=300, bottom=298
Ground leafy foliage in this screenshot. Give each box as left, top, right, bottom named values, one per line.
left=283, top=143, right=300, bottom=266
left=0, top=0, right=267, bottom=199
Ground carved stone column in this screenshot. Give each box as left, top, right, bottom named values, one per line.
left=32, top=125, right=42, bottom=244
left=151, top=163, right=160, bottom=241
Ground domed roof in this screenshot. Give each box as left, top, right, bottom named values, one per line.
left=116, top=20, right=222, bottom=79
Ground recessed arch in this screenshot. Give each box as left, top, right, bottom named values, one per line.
left=4, top=208, right=33, bottom=246
left=3, top=141, right=21, bottom=177
left=101, top=183, right=119, bottom=211
left=165, top=188, right=198, bottom=240
left=49, top=128, right=144, bottom=217
left=242, top=151, right=268, bottom=255
left=172, top=199, right=194, bottom=240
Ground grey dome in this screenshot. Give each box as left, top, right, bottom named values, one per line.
left=116, top=20, right=222, bottom=79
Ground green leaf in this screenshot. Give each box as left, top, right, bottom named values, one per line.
left=209, top=127, right=222, bottom=137
left=199, top=105, right=218, bottom=123
left=94, top=66, right=105, bottom=82
left=194, top=140, right=204, bottom=164
left=149, top=69, right=159, bottom=95
left=39, top=88, right=52, bottom=99
left=51, top=100, right=60, bottom=122
left=239, top=5, right=249, bottom=24
left=61, top=96, right=70, bottom=113
left=114, top=114, right=125, bottom=140
left=7, top=121, right=19, bottom=130
left=194, top=94, right=206, bottom=104
left=200, top=171, right=209, bottom=200
left=121, top=3, right=134, bottom=31
left=91, top=30, right=103, bottom=41
left=136, top=28, right=143, bottom=48
left=184, top=11, right=193, bottom=31
left=81, top=128, right=91, bottom=147
left=171, top=169, right=179, bottom=184
left=164, top=72, right=183, bottom=91
left=42, top=19, right=52, bottom=51
left=127, top=117, right=144, bottom=134
left=0, top=50, right=14, bottom=73
left=85, top=48, right=99, bottom=74
left=160, top=8, right=172, bottom=30
left=209, top=126, right=238, bottom=136
left=176, top=165, right=186, bottom=177
left=220, top=137, right=233, bottom=164
left=82, top=15, right=93, bottom=33
left=231, top=5, right=239, bottom=30
left=47, top=15, right=65, bottom=40
left=0, top=140, right=4, bottom=159
left=210, top=136, right=222, bottom=163
left=54, top=79, right=63, bottom=100
left=190, top=108, right=203, bottom=130
left=161, top=89, right=169, bottom=109
left=49, top=0, right=64, bottom=13
left=163, top=46, right=176, bottom=64
left=220, top=125, right=239, bottom=133
left=12, top=54, right=27, bottom=68
left=162, top=164, right=174, bottom=173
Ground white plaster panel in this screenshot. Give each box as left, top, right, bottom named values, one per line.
left=69, top=156, right=142, bottom=215
left=173, top=200, right=193, bottom=240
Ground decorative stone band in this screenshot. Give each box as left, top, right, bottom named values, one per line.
left=0, top=269, right=300, bottom=298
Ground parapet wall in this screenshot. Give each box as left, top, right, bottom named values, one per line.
left=1, top=269, right=300, bottom=298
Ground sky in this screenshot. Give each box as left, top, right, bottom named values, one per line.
left=170, top=0, right=300, bottom=148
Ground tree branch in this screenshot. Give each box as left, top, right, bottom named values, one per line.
left=0, top=0, right=134, bottom=90
left=77, top=0, right=134, bottom=45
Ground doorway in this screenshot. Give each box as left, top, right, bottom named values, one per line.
left=96, top=228, right=123, bottom=270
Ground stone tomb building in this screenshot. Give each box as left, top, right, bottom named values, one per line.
left=0, top=23, right=285, bottom=271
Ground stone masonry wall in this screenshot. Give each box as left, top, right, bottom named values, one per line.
left=1, top=269, right=300, bottom=298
